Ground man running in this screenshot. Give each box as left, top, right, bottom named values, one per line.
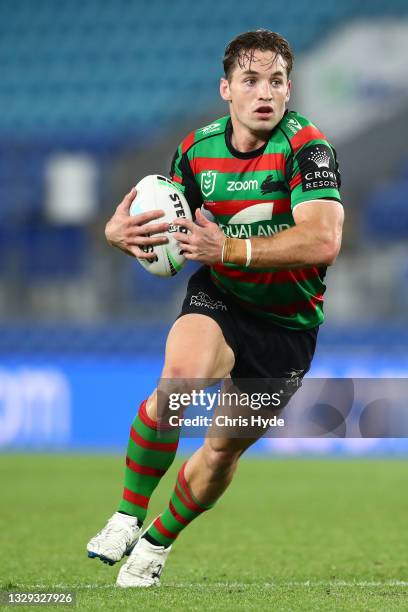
left=87, top=29, right=343, bottom=587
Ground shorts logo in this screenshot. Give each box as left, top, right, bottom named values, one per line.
left=284, top=368, right=306, bottom=389
left=201, top=171, right=217, bottom=198
left=297, top=144, right=339, bottom=192
left=285, top=368, right=305, bottom=379
left=190, top=291, right=227, bottom=311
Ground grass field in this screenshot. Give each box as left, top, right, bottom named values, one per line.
left=1, top=455, right=407, bottom=611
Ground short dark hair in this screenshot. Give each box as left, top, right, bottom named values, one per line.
left=223, top=29, right=294, bottom=80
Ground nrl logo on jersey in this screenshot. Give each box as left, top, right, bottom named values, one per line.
left=201, top=170, right=217, bottom=197
left=199, top=122, right=221, bottom=135
left=286, top=117, right=302, bottom=134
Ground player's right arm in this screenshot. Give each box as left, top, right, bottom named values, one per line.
left=105, top=187, right=169, bottom=260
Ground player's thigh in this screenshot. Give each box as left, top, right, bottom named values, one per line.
left=147, top=314, right=235, bottom=419
left=162, top=313, right=235, bottom=379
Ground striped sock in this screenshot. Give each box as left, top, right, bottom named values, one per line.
left=118, top=400, right=180, bottom=523
left=144, top=462, right=214, bottom=547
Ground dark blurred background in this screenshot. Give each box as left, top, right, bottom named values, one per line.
left=1, top=0, right=407, bottom=452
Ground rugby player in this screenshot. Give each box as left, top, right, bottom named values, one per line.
left=87, top=29, right=343, bottom=587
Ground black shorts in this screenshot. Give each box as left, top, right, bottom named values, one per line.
left=178, top=266, right=318, bottom=405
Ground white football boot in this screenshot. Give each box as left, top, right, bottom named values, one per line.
left=87, top=512, right=141, bottom=565
left=116, top=535, right=172, bottom=587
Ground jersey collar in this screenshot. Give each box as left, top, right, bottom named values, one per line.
left=224, top=110, right=288, bottom=159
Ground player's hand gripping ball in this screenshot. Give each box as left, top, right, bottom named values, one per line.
left=130, top=175, right=192, bottom=277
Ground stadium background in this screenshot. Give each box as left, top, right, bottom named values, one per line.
left=1, top=0, right=408, bottom=455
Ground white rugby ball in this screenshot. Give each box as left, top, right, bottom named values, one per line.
left=130, top=174, right=192, bottom=277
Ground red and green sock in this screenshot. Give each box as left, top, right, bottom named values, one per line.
left=143, top=462, right=214, bottom=547
left=118, top=400, right=180, bottom=523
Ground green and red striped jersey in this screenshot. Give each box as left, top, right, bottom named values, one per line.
left=170, top=111, right=341, bottom=330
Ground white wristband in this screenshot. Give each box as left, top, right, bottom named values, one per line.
left=245, top=239, right=252, bottom=267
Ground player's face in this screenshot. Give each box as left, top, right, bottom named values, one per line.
left=220, top=50, right=291, bottom=137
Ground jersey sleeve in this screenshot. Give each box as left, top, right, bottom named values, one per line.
left=286, top=128, right=342, bottom=209
left=170, top=145, right=203, bottom=215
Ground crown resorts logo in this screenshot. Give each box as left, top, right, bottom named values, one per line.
left=301, top=144, right=338, bottom=192
left=201, top=170, right=217, bottom=197
left=308, top=147, right=331, bottom=169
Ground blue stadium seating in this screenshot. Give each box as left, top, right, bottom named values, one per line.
left=1, top=0, right=407, bottom=136
left=362, top=174, right=408, bottom=240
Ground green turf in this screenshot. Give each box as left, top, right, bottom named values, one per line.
left=0, top=455, right=407, bottom=611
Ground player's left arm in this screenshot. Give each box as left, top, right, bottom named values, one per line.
left=174, top=200, right=343, bottom=268
left=247, top=198, right=344, bottom=268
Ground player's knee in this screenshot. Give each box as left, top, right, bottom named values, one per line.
left=162, top=363, right=212, bottom=380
